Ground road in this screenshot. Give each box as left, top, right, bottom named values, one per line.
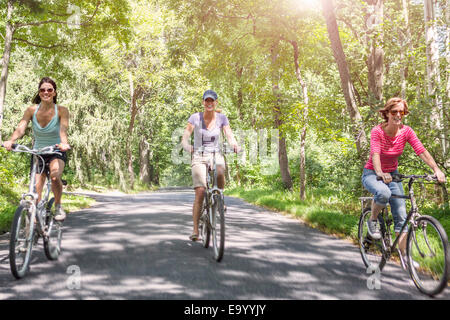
left=0, top=189, right=449, bottom=300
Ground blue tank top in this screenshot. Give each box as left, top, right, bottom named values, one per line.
left=32, top=104, right=61, bottom=149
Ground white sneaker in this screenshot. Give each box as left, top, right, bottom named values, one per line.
left=366, top=219, right=382, bottom=240
left=54, top=205, right=66, bottom=221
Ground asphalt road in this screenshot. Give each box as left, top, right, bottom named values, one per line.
left=0, top=189, right=449, bottom=300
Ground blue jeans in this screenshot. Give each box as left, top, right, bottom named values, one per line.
left=361, top=168, right=408, bottom=233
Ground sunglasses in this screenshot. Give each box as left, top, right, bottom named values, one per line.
left=39, top=88, right=54, bottom=93
left=389, top=110, right=405, bottom=116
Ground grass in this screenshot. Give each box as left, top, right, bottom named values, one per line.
left=0, top=192, right=96, bottom=234
left=225, top=186, right=450, bottom=245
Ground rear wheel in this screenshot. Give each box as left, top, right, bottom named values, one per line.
left=212, top=194, right=225, bottom=262
left=44, top=198, right=62, bottom=260
left=407, top=215, right=449, bottom=296
left=358, top=208, right=387, bottom=272
left=9, top=205, right=35, bottom=279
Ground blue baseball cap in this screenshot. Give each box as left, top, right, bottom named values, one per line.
left=203, top=90, right=218, bottom=101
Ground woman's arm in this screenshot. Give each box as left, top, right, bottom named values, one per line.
left=418, top=150, right=446, bottom=183
left=58, top=106, right=70, bottom=151
left=181, top=123, right=194, bottom=153
left=2, top=106, right=33, bottom=150
left=222, top=125, right=239, bottom=152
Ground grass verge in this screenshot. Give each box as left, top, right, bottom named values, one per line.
left=225, top=186, right=450, bottom=244
left=0, top=193, right=95, bottom=234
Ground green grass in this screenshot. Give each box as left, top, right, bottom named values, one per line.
left=0, top=193, right=95, bottom=234
left=225, top=186, right=450, bottom=245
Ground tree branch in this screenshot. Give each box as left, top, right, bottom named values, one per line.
left=13, top=37, right=67, bottom=49
left=15, top=1, right=101, bottom=29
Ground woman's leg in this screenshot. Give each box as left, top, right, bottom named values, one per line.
left=49, top=158, right=65, bottom=220
left=35, top=173, right=47, bottom=204
left=388, top=180, right=408, bottom=255
left=193, top=187, right=205, bottom=236
left=49, top=158, right=65, bottom=205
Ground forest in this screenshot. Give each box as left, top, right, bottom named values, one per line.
left=0, top=0, right=448, bottom=237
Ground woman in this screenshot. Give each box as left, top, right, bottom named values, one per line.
left=362, top=97, right=446, bottom=266
left=3, top=77, right=70, bottom=221
left=181, top=90, right=240, bottom=241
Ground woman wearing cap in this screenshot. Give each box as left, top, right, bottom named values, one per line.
left=362, top=97, right=445, bottom=266
left=3, top=77, right=70, bottom=221
left=181, top=90, right=240, bottom=241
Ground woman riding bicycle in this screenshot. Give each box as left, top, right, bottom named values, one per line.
left=362, top=97, right=446, bottom=266
left=3, top=77, right=70, bottom=221
left=181, top=90, right=240, bottom=241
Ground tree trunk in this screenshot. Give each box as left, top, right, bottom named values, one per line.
left=139, top=136, right=151, bottom=186
left=271, top=42, right=293, bottom=190
left=127, top=74, right=140, bottom=190
left=0, top=1, right=15, bottom=140
left=321, top=0, right=368, bottom=161
left=290, top=40, right=309, bottom=200
left=400, top=0, right=412, bottom=98
left=447, top=0, right=450, bottom=101
left=424, top=0, right=445, bottom=154
left=365, top=0, right=384, bottom=105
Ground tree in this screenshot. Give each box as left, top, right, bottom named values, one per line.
left=0, top=0, right=129, bottom=140
left=320, top=0, right=368, bottom=160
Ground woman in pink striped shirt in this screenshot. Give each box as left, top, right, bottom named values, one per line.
left=362, top=97, right=446, bottom=266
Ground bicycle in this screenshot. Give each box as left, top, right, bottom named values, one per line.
left=195, top=146, right=233, bottom=262
left=358, top=173, right=449, bottom=296
left=2, top=144, right=64, bottom=279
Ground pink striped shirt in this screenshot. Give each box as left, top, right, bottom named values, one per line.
left=364, top=124, right=426, bottom=172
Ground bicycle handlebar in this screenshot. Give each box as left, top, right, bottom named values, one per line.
left=1, top=143, right=62, bottom=156
left=194, top=145, right=242, bottom=155
left=376, top=174, right=437, bottom=183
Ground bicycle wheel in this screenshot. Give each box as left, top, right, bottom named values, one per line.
left=407, top=215, right=449, bottom=296
left=358, top=208, right=387, bottom=271
left=200, top=201, right=210, bottom=249
left=44, top=198, right=62, bottom=260
left=9, top=205, right=35, bottom=279
left=211, top=193, right=225, bottom=262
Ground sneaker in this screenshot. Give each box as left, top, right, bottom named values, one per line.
left=366, top=219, right=382, bottom=240
left=54, top=205, right=66, bottom=221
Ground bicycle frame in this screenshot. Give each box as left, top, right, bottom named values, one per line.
left=13, top=145, right=61, bottom=239
left=361, top=175, right=431, bottom=259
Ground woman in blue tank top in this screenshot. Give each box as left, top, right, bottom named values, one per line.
left=3, top=77, right=70, bottom=221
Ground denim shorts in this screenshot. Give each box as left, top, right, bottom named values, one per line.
left=361, top=168, right=408, bottom=233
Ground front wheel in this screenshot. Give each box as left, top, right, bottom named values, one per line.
left=407, top=215, right=449, bottom=296
left=200, top=202, right=211, bottom=249
left=44, top=198, right=62, bottom=260
left=211, top=194, right=225, bottom=262
left=9, top=205, right=35, bottom=279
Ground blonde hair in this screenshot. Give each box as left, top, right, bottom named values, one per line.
left=378, top=97, right=409, bottom=122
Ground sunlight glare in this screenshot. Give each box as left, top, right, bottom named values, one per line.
left=294, top=0, right=321, bottom=10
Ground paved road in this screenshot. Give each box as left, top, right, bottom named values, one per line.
left=0, top=189, right=449, bottom=300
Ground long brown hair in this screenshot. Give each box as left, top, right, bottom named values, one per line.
left=32, top=77, right=58, bottom=104
left=378, top=97, right=409, bottom=122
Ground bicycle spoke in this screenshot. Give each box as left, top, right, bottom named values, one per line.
left=407, top=216, right=449, bottom=296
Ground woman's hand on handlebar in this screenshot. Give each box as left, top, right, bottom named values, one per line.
left=57, top=143, right=71, bottom=152
left=1, top=141, right=15, bottom=151
left=377, top=172, right=392, bottom=184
